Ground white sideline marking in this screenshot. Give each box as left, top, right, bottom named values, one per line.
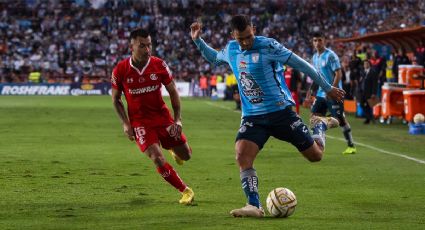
left=326, top=135, right=425, bottom=164
left=206, top=101, right=425, bottom=165
left=205, top=102, right=240, bottom=113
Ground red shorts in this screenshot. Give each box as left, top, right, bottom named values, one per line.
left=133, top=125, right=187, bottom=152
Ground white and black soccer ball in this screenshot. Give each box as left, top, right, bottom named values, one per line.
left=266, top=187, right=297, bottom=218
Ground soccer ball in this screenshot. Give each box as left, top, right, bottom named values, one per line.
left=413, top=113, right=424, bottom=124
left=266, top=187, right=297, bottom=218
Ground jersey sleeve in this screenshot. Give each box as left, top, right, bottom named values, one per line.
left=329, top=52, right=341, bottom=71
left=266, top=38, right=293, bottom=64
left=160, top=60, right=173, bottom=85
left=111, top=65, right=123, bottom=91
left=286, top=52, right=332, bottom=93
left=193, top=38, right=229, bottom=66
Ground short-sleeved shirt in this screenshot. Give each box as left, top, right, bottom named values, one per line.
left=312, top=48, right=341, bottom=97
left=111, top=56, right=174, bottom=127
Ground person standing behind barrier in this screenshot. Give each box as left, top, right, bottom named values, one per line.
left=392, top=48, right=410, bottom=83
left=209, top=73, right=217, bottom=96
left=357, top=60, right=378, bottom=124
left=370, top=50, right=386, bottom=97
left=199, top=74, right=208, bottom=97
left=415, top=41, right=425, bottom=67
left=284, top=67, right=302, bottom=114
left=349, top=51, right=362, bottom=101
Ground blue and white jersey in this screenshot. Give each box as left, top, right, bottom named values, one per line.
left=312, top=48, right=341, bottom=98
left=194, top=36, right=332, bottom=117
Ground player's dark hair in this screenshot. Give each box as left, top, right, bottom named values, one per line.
left=230, top=15, right=252, bottom=32
left=312, top=32, right=325, bottom=38
left=130, top=28, right=150, bottom=40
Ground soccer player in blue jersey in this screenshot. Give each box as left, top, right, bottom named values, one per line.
left=308, top=32, right=356, bottom=155
left=191, top=15, right=345, bottom=218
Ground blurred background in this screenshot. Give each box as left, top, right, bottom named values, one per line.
left=0, top=0, right=424, bottom=124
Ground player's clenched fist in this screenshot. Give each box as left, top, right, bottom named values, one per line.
left=167, top=121, right=182, bottom=140
left=190, top=22, right=201, bottom=40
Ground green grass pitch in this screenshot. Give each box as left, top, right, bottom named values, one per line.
left=0, top=96, right=424, bottom=229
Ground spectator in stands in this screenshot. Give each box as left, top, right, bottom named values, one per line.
left=28, top=67, right=42, bottom=83
left=0, top=0, right=424, bottom=84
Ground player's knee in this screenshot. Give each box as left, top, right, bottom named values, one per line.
left=147, top=149, right=166, bottom=166
left=338, top=116, right=347, bottom=126
left=152, top=155, right=166, bottom=166
left=180, top=150, right=191, bottom=161
left=308, top=153, right=322, bottom=162
left=310, top=148, right=323, bottom=162
left=173, top=145, right=192, bottom=161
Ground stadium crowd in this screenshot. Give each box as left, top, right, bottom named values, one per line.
left=0, top=0, right=424, bottom=85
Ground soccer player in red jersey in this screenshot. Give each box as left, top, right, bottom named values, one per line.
left=111, top=28, right=194, bottom=205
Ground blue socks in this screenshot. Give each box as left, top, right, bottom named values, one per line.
left=240, top=168, right=260, bottom=208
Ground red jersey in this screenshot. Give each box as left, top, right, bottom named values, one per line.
left=112, top=56, right=174, bottom=127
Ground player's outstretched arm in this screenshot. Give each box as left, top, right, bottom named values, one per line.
left=286, top=53, right=345, bottom=102
left=112, top=88, right=135, bottom=141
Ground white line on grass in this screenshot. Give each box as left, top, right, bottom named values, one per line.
left=326, top=135, right=425, bottom=164
left=205, top=102, right=240, bottom=113
left=206, top=101, right=425, bottom=165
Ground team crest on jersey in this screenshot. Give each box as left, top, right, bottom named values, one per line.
left=251, top=53, right=259, bottom=63
left=127, top=77, right=134, bottom=83
left=150, top=74, right=158, bottom=80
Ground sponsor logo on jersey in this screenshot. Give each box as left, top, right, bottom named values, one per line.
left=150, top=74, right=158, bottom=80
left=128, top=85, right=159, bottom=94
left=249, top=98, right=263, bottom=104
left=239, top=61, right=247, bottom=69
left=240, top=72, right=264, bottom=97
left=251, top=53, right=259, bottom=63
left=127, top=77, right=134, bottom=83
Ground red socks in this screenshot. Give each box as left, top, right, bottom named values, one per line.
left=156, top=162, right=186, bottom=192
